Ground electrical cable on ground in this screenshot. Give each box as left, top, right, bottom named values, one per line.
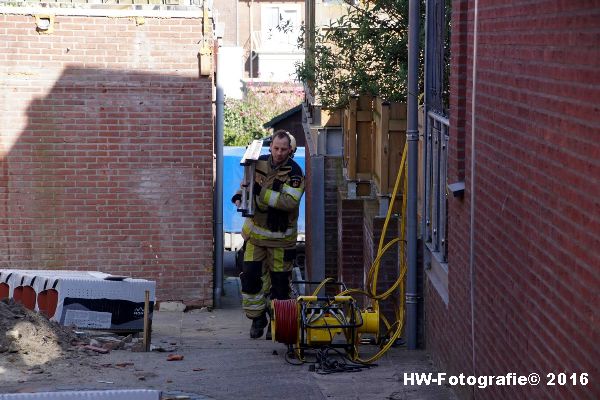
left=314, top=347, right=375, bottom=374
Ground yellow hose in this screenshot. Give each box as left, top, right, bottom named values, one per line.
left=370, top=143, right=408, bottom=296
left=353, top=142, right=408, bottom=363
left=306, top=143, right=408, bottom=364
left=311, top=277, right=334, bottom=296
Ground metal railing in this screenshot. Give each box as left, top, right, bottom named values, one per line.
left=425, top=110, right=449, bottom=261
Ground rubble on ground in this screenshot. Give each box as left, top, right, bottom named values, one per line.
left=0, top=299, right=153, bottom=367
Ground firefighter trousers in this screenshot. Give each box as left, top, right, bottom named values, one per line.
left=240, top=241, right=295, bottom=319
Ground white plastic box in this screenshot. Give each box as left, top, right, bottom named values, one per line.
left=0, top=269, right=155, bottom=331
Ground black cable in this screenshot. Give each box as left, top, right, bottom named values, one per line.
left=314, top=347, right=376, bottom=374
left=283, top=345, right=377, bottom=374
left=284, top=350, right=304, bottom=366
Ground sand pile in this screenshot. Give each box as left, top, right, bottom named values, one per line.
left=0, top=299, right=79, bottom=365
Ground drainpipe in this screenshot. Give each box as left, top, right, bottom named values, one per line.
left=310, top=154, right=325, bottom=286
left=214, top=45, right=225, bottom=308
left=406, top=0, right=420, bottom=350
left=470, top=0, right=480, bottom=384
left=249, top=0, right=253, bottom=79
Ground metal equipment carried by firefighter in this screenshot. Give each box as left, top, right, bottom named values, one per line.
left=237, top=139, right=264, bottom=217
left=270, top=281, right=380, bottom=360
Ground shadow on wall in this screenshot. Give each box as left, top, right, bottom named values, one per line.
left=0, top=67, right=214, bottom=303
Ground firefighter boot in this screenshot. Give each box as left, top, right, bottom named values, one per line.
left=250, top=313, right=268, bottom=339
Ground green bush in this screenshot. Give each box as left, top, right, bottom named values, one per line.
left=296, top=0, right=428, bottom=109
left=224, top=85, right=303, bottom=146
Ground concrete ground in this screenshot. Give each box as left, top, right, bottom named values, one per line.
left=1, top=277, right=457, bottom=400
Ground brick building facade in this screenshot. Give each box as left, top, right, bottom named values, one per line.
left=0, top=8, right=215, bottom=305
left=425, top=1, right=600, bottom=398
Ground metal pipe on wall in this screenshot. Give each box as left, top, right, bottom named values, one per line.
left=214, top=46, right=225, bottom=308
left=469, top=0, right=480, bottom=382
left=406, top=0, right=420, bottom=350
left=309, top=154, right=325, bottom=287
left=249, top=0, right=253, bottom=79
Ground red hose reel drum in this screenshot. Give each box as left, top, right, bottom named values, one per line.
left=271, top=299, right=299, bottom=345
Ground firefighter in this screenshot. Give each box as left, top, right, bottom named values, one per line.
left=231, top=130, right=305, bottom=338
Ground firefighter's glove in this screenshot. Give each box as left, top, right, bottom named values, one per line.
left=272, top=179, right=283, bottom=192
left=253, top=181, right=262, bottom=196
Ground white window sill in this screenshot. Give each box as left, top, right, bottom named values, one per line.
left=424, top=242, right=449, bottom=306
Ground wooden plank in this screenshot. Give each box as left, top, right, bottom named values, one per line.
left=380, top=101, right=390, bottom=194
left=390, top=102, right=407, bottom=119
left=372, top=100, right=382, bottom=191
left=343, top=109, right=350, bottom=171
left=322, top=108, right=342, bottom=127
left=365, top=100, right=408, bottom=196
left=347, top=97, right=357, bottom=180
left=388, top=127, right=405, bottom=195
left=356, top=173, right=372, bottom=181
left=143, top=290, right=151, bottom=352
left=357, top=121, right=371, bottom=175
left=357, top=111, right=372, bottom=121
left=387, top=102, right=407, bottom=195
left=389, top=119, right=407, bottom=132
left=356, top=95, right=373, bottom=177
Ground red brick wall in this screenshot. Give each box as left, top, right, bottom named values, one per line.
left=427, top=1, right=600, bottom=398
left=0, top=13, right=214, bottom=305
left=324, top=156, right=343, bottom=279
left=426, top=0, right=474, bottom=393
left=362, top=199, right=400, bottom=323
left=337, top=190, right=365, bottom=291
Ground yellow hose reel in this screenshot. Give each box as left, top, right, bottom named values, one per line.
left=271, top=292, right=379, bottom=360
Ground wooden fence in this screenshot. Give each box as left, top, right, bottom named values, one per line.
left=342, top=95, right=407, bottom=197
left=373, top=99, right=407, bottom=196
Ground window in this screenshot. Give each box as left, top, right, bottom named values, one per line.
left=260, top=4, right=301, bottom=49
left=423, top=0, right=451, bottom=303
left=425, top=112, right=449, bottom=262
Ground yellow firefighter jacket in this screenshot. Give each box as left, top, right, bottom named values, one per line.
left=241, top=154, right=304, bottom=248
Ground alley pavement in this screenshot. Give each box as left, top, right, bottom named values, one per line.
left=2, top=277, right=457, bottom=400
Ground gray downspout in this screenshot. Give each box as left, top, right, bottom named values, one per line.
left=302, top=103, right=325, bottom=289
left=310, top=154, right=325, bottom=285
left=470, top=0, right=480, bottom=384
left=249, top=0, right=253, bottom=79
left=406, top=0, right=420, bottom=350
left=214, top=46, right=224, bottom=308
